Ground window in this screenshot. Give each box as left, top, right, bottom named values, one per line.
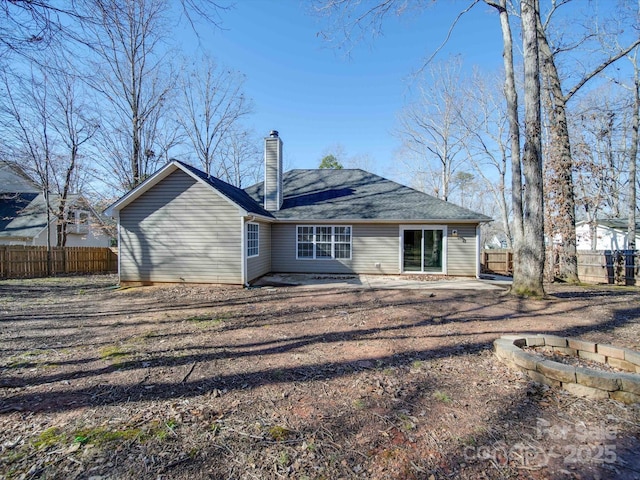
left=334, top=226, right=352, bottom=259
left=296, top=225, right=352, bottom=260
left=247, top=223, right=259, bottom=257
left=69, top=209, right=90, bottom=233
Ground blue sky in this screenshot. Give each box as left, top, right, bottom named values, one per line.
left=180, top=0, right=505, bottom=173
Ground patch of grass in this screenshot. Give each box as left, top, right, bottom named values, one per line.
left=187, top=313, right=228, bottom=328
left=73, top=427, right=142, bottom=446
left=153, top=419, right=178, bottom=441
left=511, top=286, right=545, bottom=298
left=432, top=390, right=452, bottom=403
left=33, top=427, right=66, bottom=449
left=462, top=434, right=477, bottom=446
left=268, top=425, right=291, bottom=441
left=6, top=360, right=33, bottom=369
left=24, top=350, right=46, bottom=357
left=277, top=451, right=290, bottom=467
left=411, top=360, right=423, bottom=369
left=99, top=345, right=129, bottom=360
left=352, top=398, right=366, bottom=410
left=398, top=413, right=416, bottom=431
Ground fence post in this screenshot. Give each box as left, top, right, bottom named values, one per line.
left=604, top=250, right=614, bottom=284
left=625, top=250, right=636, bottom=286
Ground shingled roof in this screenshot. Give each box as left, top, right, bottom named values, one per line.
left=244, top=169, right=490, bottom=222
left=0, top=193, right=48, bottom=239
left=176, top=161, right=273, bottom=218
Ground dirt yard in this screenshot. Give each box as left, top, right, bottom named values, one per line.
left=0, top=275, right=639, bottom=480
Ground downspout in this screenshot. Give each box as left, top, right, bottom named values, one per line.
left=116, top=213, right=121, bottom=281
left=476, top=225, right=481, bottom=279
left=241, top=216, right=247, bottom=287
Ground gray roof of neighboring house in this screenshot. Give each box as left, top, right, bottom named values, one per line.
left=0, top=192, right=48, bottom=239
left=176, top=161, right=274, bottom=218
left=0, top=161, right=41, bottom=193
left=585, top=218, right=640, bottom=231
left=244, top=169, right=491, bottom=222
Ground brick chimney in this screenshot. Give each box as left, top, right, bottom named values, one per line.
left=264, top=130, right=283, bottom=211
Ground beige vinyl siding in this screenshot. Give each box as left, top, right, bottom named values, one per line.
left=247, top=221, right=271, bottom=282
left=119, top=170, right=242, bottom=284
left=271, top=223, right=399, bottom=274
left=446, top=224, right=478, bottom=276
left=264, top=136, right=283, bottom=211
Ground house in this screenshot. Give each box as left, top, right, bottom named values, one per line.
left=0, top=161, right=112, bottom=247
left=576, top=218, right=640, bottom=251
left=106, top=131, right=491, bottom=285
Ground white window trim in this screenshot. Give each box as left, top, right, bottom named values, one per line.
left=247, top=222, right=259, bottom=258
left=296, top=225, right=352, bottom=260
left=399, top=225, right=448, bottom=274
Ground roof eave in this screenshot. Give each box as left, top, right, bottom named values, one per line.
left=269, top=217, right=491, bottom=224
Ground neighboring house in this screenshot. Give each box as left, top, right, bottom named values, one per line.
left=0, top=161, right=112, bottom=247
left=484, top=234, right=509, bottom=250
left=576, top=218, right=640, bottom=251
left=106, top=131, right=491, bottom=285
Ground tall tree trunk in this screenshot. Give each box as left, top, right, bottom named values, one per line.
left=515, top=0, right=545, bottom=296
left=629, top=68, right=639, bottom=250
left=537, top=14, right=578, bottom=283
left=486, top=0, right=524, bottom=283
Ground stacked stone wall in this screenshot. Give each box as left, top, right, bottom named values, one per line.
left=494, top=335, right=640, bottom=404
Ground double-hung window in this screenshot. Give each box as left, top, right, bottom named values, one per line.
left=296, top=225, right=352, bottom=260
left=247, top=223, right=259, bottom=257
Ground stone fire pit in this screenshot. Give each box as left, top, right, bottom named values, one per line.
left=494, top=334, right=640, bottom=404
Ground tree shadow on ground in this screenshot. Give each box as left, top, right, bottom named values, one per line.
left=1, top=280, right=639, bottom=479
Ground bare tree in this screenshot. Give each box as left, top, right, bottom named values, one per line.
left=517, top=0, right=546, bottom=296
left=534, top=1, right=640, bottom=282
left=396, top=59, right=468, bottom=201
left=572, top=92, right=633, bottom=222
left=83, top=0, right=177, bottom=190
left=217, top=127, right=262, bottom=187
left=625, top=48, right=639, bottom=250
left=460, top=71, right=513, bottom=247
left=0, top=1, right=90, bottom=63
left=0, top=0, right=229, bottom=62
left=1, top=66, right=54, bottom=262
left=314, top=0, right=547, bottom=294
left=47, top=57, right=99, bottom=246
left=177, top=56, right=252, bottom=177
left=0, top=57, right=97, bottom=247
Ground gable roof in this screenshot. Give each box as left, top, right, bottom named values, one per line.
left=107, top=162, right=490, bottom=223
left=244, top=169, right=491, bottom=222
left=175, top=161, right=273, bottom=218
left=105, top=160, right=274, bottom=218
left=0, top=161, right=41, bottom=194
left=0, top=192, right=48, bottom=239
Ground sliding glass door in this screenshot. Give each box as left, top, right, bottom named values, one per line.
left=402, top=227, right=445, bottom=273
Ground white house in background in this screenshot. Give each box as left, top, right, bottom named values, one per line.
left=576, top=218, right=640, bottom=251
left=0, top=161, right=112, bottom=247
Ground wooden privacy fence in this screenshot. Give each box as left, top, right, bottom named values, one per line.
left=0, top=246, right=117, bottom=279
left=482, top=249, right=638, bottom=285
left=577, top=250, right=638, bottom=286
left=481, top=249, right=513, bottom=275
